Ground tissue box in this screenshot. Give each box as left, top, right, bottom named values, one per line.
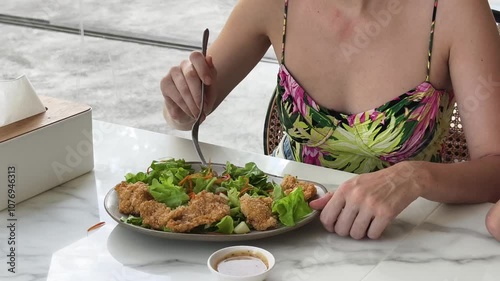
left=0, top=96, right=94, bottom=210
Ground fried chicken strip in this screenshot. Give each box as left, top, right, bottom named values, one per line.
left=280, top=175, right=317, bottom=201
left=139, top=200, right=171, bottom=230
left=240, top=194, right=277, bottom=231
left=114, top=181, right=153, bottom=215
left=166, top=191, right=230, bottom=233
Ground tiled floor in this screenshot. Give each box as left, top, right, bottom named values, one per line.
left=1, top=0, right=499, bottom=154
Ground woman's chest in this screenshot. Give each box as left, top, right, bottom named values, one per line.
left=268, top=0, right=451, bottom=114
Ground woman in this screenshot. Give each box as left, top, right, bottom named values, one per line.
left=160, top=0, right=500, bottom=239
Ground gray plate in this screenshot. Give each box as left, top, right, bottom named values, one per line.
left=104, top=162, right=327, bottom=242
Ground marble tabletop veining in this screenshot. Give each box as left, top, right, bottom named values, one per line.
left=1, top=120, right=498, bottom=281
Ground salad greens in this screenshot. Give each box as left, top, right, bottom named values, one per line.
left=272, top=187, right=313, bottom=227
left=125, top=158, right=193, bottom=185
left=121, top=214, right=144, bottom=226
left=122, top=158, right=315, bottom=233
left=216, top=216, right=234, bottom=234
left=149, top=178, right=189, bottom=208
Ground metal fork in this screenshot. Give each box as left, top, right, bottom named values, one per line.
left=191, top=28, right=210, bottom=166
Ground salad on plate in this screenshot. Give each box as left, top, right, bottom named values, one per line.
left=113, top=158, right=319, bottom=235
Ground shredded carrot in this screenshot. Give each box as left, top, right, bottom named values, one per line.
left=215, top=174, right=231, bottom=184
left=188, top=192, right=196, bottom=200
left=239, top=187, right=252, bottom=196
left=179, top=174, right=192, bottom=186
left=87, top=222, right=105, bottom=232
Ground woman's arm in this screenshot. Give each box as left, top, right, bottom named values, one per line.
left=161, top=0, right=276, bottom=130
left=207, top=0, right=276, bottom=108
left=417, top=0, right=500, bottom=203
left=310, top=0, right=500, bottom=240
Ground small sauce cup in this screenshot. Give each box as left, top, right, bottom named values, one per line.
left=207, top=246, right=275, bottom=281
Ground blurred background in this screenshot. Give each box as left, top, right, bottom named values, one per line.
left=0, top=0, right=278, bottom=155
left=1, top=0, right=499, bottom=154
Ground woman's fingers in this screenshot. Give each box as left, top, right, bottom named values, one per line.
left=315, top=167, right=422, bottom=239
left=350, top=208, right=374, bottom=240
left=206, top=55, right=215, bottom=68
left=190, top=52, right=215, bottom=85
left=334, top=203, right=359, bottom=237
left=486, top=200, right=500, bottom=241
left=161, top=73, right=194, bottom=121
left=191, top=53, right=218, bottom=117
left=202, top=56, right=218, bottom=116
left=179, top=60, right=203, bottom=117
left=161, top=51, right=218, bottom=127
left=319, top=193, right=345, bottom=233
left=367, top=216, right=391, bottom=239
left=309, top=192, right=333, bottom=210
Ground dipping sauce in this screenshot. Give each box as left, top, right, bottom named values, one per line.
left=216, top=250, right=268, bottom=276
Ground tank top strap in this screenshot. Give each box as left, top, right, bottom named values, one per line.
left=426, top=0, right=439, bottom=82
left=280, top=0, right=289, bottom=64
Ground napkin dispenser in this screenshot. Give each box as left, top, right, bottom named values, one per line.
left=0, top=96, right=94, bottom=210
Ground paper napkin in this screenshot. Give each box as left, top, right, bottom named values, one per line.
left=0, top=75, right=46, bottom=127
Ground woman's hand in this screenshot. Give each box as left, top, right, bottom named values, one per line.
left=160, top=51, right=218, bottom=130
left=310, top=162, right=426, bottom=239
left=486, top=200, right=500, bottom=241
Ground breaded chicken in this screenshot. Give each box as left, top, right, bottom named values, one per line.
left=240, top=194, right=277, bottom=231
left=114, top=181, right=153, bottom=215
left=166, top=191, right=230, bottom=233
left=280, top=175, right=317, bottom=201
left=139, top=200, right=171, bottom=230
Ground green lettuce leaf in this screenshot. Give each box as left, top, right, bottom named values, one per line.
left=229, top=206, right=241, bottom=217
left=159, top=167, right=191, bottom=186
left=125, top=172, right=147, bottom=184
left=225, top=162, right=271, bottom=190
left=227, top=188, right=240, bottom=208
left=193, top=177, right=217, bottom=193
left=216, top=215, right=234, bottom=234
left=272, top=182, right=285, bottom=201
left=221, top=176, right=248, bottom=191
left=126, top=158, right=193, bottom=185
left=121, top=215, right=143, bottom=226
left=272, top=187, right=312, bottom=227
left=148, top=178, right=189, bottom=208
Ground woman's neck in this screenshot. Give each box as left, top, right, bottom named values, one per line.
left=334, top=0, right=395, bottom=15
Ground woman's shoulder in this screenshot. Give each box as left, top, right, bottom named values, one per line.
left=235, top=0, right=283, bottom=15
left=432, top=0, right=498, bottom=51
left=226, top=0, right=284, bottom=38
left=437, top=0, right=496, bottom=28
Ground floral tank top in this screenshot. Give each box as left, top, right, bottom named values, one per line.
left=274, top=0, right=455, bottom=174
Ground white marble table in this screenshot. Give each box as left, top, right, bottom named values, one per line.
left=1, top=120, right=499, bottom=281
